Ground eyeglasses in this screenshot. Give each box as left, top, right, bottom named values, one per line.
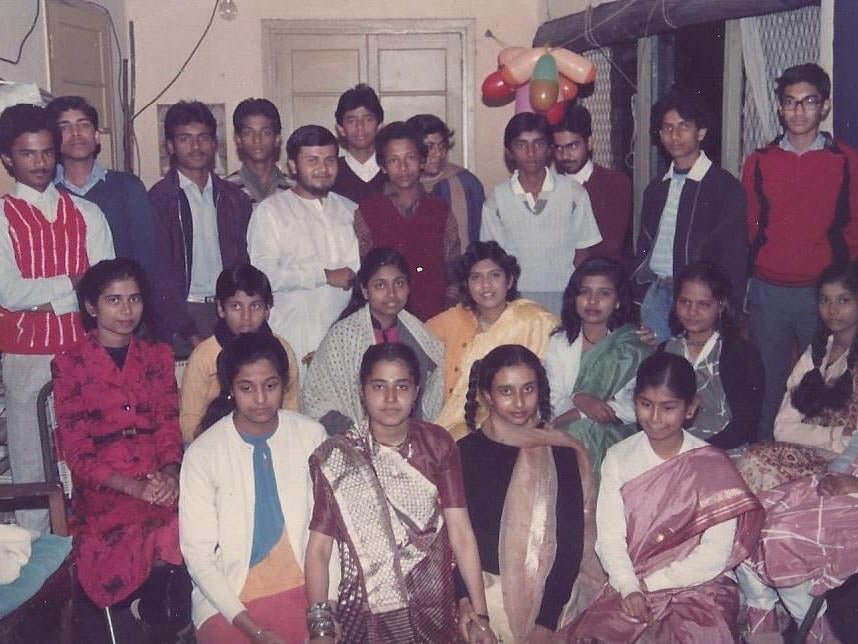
left=780, top=95, right=823, bottom=111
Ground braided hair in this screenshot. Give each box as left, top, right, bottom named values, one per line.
left=463, top=344, right=552, bottom=433
left=791, top=262, right=858, bottom=417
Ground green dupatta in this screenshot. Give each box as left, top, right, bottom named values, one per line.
left=557, top=324, right=653, bottom=480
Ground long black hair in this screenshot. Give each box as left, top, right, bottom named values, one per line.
left=791, top=262, right=858, bottom=417
left=199, top=332, right=290, bottom=435
left=464, top=344, right=551, bottom=433
left=669, top=261, right=737, bottom=337
left=77, top=258, right=154, bottom=336
left=338, top=247, right=410, bottom=321
left=555, top=256, right=632, bottom=344
left=634, top=352, right=697, bottom=405
left=456, top=241, right=521, bottom=308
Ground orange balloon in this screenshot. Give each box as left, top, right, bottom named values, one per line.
left=498, top=46, right=527, bottom=67
left=530, top=78, right=559, bottom=113
left=482, top=70, right=516, bottom=102
left=559, top=75, right=579, bottom=102
left=552, top=48, right=597, bottom=85
left=545, top=100, right=567, bottom=125
left=501, top=47, right=551, bottom=85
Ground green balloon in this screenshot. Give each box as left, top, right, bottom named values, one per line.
left=532, top=53, right=558, bottom=82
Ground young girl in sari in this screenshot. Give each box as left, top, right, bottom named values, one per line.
left=180, top=333, right=329, bottom=643
left=429, top=241, right=558, bottom=437
left=563, top=352, right=763, bottom=643
left=304, top=342, right=496, bottom=643
left=303, top=247, right=445, bottom=434
left=542, top=257, right=652, bottom=475
left=661, top=262, right=764, bottom=454
left=52, top=258, right=190, bottom=641
left=458, top=344, right=591, bottom=642
left=740, top=261, right=858, bottom=493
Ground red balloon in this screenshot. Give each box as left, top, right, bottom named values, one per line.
left=559, top=75, right=579, bottom=102
left=482, top=70, right=516, bottom=102
left=545, top=100, right=566, bottom=125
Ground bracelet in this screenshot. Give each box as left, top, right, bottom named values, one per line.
left=307, top=602, right=336, bottom=639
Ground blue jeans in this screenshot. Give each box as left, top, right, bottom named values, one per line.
left=748, top=278, right=818, bottom=442
left=640, top=279, right=674, bottom=342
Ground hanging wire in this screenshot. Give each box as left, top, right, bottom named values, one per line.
left=0, top=0, right=40, bottom=65
left=132, top=0, right=219, bottom=120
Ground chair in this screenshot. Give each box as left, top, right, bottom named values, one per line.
left=0, top=481, right=74, bottom=644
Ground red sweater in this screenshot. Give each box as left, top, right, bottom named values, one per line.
left=358, top=193, right=448, bottom=321
left=583, top=164, right=632, bottom=264
left=0, top=191, right=88, bottom=354
left=744, top=139, right=858, bottom=285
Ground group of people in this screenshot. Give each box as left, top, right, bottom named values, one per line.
left=0, top=59, right=857, bottom=643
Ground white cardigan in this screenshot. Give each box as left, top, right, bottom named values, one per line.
left=179, top=409, right=333, bottom=628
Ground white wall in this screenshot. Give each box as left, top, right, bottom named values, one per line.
left=126, top=0, right=547, bottom=189
left=0, top=0, right=49, bottom=89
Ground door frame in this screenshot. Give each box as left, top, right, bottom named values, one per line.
left=262, top=18, right=476, bottom=170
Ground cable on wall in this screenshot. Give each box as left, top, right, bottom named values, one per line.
left=0, top=0, right=41, bottom=66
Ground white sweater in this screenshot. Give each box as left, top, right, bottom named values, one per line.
left=179, top=410, right=332, bottom=628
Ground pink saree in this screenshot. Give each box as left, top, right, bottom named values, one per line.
left=562, top=447, right=763, bottom=643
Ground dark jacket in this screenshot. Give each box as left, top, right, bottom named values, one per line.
left=148, top=168, right=252, bottom=341
left=659, top=333, right=764, bottom=449
left=631, top=162, right=748, bottom=311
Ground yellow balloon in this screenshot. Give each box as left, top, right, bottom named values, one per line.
left=501, top=47, right=550, bottom=85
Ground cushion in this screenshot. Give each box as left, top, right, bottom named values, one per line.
left=0, top=534, right=72, bottom=618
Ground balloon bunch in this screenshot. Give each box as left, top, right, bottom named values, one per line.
left=481, top=46, right=596, bottom=125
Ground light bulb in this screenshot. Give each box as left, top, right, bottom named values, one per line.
left=218, top=0, right=238, bottom=21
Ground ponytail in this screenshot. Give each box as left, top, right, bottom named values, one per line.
left=464, top=359, right=482, bottom=434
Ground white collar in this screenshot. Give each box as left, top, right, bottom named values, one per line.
left=681, top=330, right=720, bottom=368
left=11, top=181, right=59, bottom=204
left=511, top=167, right=554, bottom=196
left=343, top=150, right=380, bottom=178
left=178, top=170, right=212, bottom=193
left=570, top=159, right=594, bottom=184
left=662, top=150, right=712, bottom=182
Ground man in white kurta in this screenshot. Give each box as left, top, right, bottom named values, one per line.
left=247, top=125, right=360, bottom=381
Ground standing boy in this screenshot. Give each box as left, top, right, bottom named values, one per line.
left=353, top=121, right=461, bottom=321
left=631, top=90, right=747, bottom=341
left=148, top=101, right=252, bottom=353
left=46, top=95, right=156, bottom=276
left=225, top=98, right=292, bottom=207
left=331, top=84, right=386, bottom=203
left=0, top=104, right=114, bottom=531
left=247, top=125, right=359, bottom=376
left=744, top=63, right=858, bottom=440
left=481, top=112, right=601, bottom=316
left=552, top=103, right=632, bottom=264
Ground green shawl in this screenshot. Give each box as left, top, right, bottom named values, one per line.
left=557, top=324, right=653, bottom=480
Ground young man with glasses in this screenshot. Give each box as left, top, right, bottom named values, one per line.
left=630, top=90, right=747, bottom=342
left=744, top=63, right=858, bottom=441
left=226, top=98, right=292, bottom=208
left=480, top=112, right=601, bottom=316
left=46, top=96, right=156, bottom=278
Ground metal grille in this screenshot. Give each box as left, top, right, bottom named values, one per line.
left=580, top=49, right=614, bottom=168
left=742, top=6, right=820, bottom=157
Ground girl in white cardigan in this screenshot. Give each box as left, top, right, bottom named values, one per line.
left=179, top=332, right=331, bottom=643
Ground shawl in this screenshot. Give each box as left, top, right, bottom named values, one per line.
left=562, top=446, right=763, bottom=643
left=559, top=324, right=653, bottom=479
left=420, top=163, right=469, bottom=246
left=302, top=305, right=445, bottom=428
left=434, top=299, right=558, bottom=438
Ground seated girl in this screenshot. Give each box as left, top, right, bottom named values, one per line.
left=429, top=241, right=557, bottom=437
left=179, top=332, right=330, bottom=643
left=738, top=434, right=858, bottom=643
left=543, top=256, right=652, bottom=476
left=303, top=247, right=445, bottom=434
left=52, top=258, right=190, bottom=641
left=661, top=262, right=763, bottom=455
left=740, top=261, right=858, bottom=493
left=457, top=344, right=591, bottom=642
left=304, top=343, right=496, bottom=643
left=562, top=352, right=763, bottom=643
left=179, top=264, right=299, bottom=443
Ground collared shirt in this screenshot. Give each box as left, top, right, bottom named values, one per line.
left=570, top=158, right=595, bottom=185
left=780, top=131, right=826, bottom=156
left=0, top=182, right=114, bottom=314
left=178, top=171, right=222, bottom=300
left=510, top=168, right=554, bottom=210
left=649, top=151, right=713, bottom=277
left=343, top=151, right=380, bottom=183
left=55, top=160, right=108, bottom=196
left=224, top=164, right=293, bottom=207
